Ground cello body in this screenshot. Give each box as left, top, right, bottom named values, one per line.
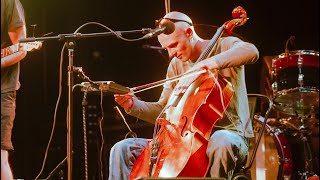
left=129, top=72, right=234, bottom=179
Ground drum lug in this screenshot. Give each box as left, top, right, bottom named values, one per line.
left=298, top=55, right=304, bottom=86
left=272, top=82, right=278, bottom=92
left=298, top=73, right=304, bottom=86
left=298, top=56, right=304, bottom=66
left=269, top=127, right=282, bottom=135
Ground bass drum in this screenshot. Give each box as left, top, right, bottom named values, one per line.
left=246, top=117, right=318, bottom=180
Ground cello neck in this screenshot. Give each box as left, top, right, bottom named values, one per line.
left=195, top=6, right=248, bottom=64
left=195, top=25, right=225, bottom=64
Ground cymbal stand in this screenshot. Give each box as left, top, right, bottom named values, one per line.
left=242, top=95, right=273, bottom=175
left=297, top=116, right=317, bottom=179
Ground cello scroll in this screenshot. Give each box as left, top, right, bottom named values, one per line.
left=224, top=6, right=248, bottom=35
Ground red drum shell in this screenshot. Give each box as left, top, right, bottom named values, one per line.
left=272, top=50, right=319, bottom=73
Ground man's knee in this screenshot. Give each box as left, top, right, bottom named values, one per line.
left=209, top=130, right=234, bottom=149
left=110, top=139, right=131, bottom=155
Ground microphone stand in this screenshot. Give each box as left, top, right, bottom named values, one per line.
left=20, top=29, right=150, bottom=180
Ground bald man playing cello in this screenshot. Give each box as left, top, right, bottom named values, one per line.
left=110, top=11, right=259, bottom=180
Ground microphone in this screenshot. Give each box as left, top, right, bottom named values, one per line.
left=142, top=44, right=166, bottom=50
left=142, top=21, right=175, bottom=39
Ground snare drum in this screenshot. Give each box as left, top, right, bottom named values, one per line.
left=272, top=50, right=319, bottom=115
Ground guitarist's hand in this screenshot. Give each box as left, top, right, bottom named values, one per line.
left=1, top=25, right=27, bottom=68
left=1, top=50, right=27, bottom=68
left=1, top=41, right=42, bottom=68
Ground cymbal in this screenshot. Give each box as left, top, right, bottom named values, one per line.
left=194, top=24, right=249, bottom=42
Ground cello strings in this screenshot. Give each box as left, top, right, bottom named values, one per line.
left=208, top=70, right=226, bottom=111
left=153, top=105, right=170, bottom=138
left=207, top=70, right=239, bottom=130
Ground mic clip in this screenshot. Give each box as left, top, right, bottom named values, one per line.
left=74, top=67, right=100, bottom=89
left=142, top=27, right=166, bottom=39
left=142, top=28, right=152, bottom=34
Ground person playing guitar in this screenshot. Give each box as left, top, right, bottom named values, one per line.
left=1, top=0, right=40, bottom=179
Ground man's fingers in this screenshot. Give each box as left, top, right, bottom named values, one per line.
left=114, top=94, right=132, bottom=106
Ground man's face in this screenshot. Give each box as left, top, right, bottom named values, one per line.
left=158, top=26, right=192, bottom=62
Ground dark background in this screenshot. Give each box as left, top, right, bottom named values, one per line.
left=10, top=0, right=318, bottom=179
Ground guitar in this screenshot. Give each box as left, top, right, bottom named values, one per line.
left=1, top=41, right=42, bottom=58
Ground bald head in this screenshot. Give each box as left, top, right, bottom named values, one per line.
left=157, top=11, right=194, bottom=37
left=162, top=11, right=193, bottom=26
left=157, top=11, right=202, bottom=62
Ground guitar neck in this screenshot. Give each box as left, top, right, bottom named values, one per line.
left=1, top=44, right=19, bottom=58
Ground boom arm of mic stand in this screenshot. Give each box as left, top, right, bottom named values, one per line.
left=19, top=29, right=153, bottom=43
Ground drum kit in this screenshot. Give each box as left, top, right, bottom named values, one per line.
left=248, top=50, right=319, bottom=180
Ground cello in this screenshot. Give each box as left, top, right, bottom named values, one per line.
left=129, top=6, right=249, bottom=179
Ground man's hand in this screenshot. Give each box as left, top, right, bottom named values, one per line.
left=114, top=94, right=134, bottom=112
left=174, top=67, right=209, bottom=95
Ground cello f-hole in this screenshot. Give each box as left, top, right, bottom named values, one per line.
left=181, top=116, right=189, bottom=137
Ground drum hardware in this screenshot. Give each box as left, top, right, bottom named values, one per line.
left=277, top=115, right=318, bottom=179
left=295, top=115, right=319, bottom=179
left=298, top=54, right=304, bottom=87
left=242, top=94, right=274, bottom=177
left=278, top=118, right=300, bottom=136
left=283, top=114, right=318, bottom=179
left=297, top=134, right=316, bottom=180
left=254, top=116, right=285, bottom=136
left=299, top=119, right=314, bottom=136
left=281, top=115, right=319, bottom=137
left=272, top=82, right=278, bottom=93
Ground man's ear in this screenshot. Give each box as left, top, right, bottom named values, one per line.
left=185, top=27, right=193, bottom=38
